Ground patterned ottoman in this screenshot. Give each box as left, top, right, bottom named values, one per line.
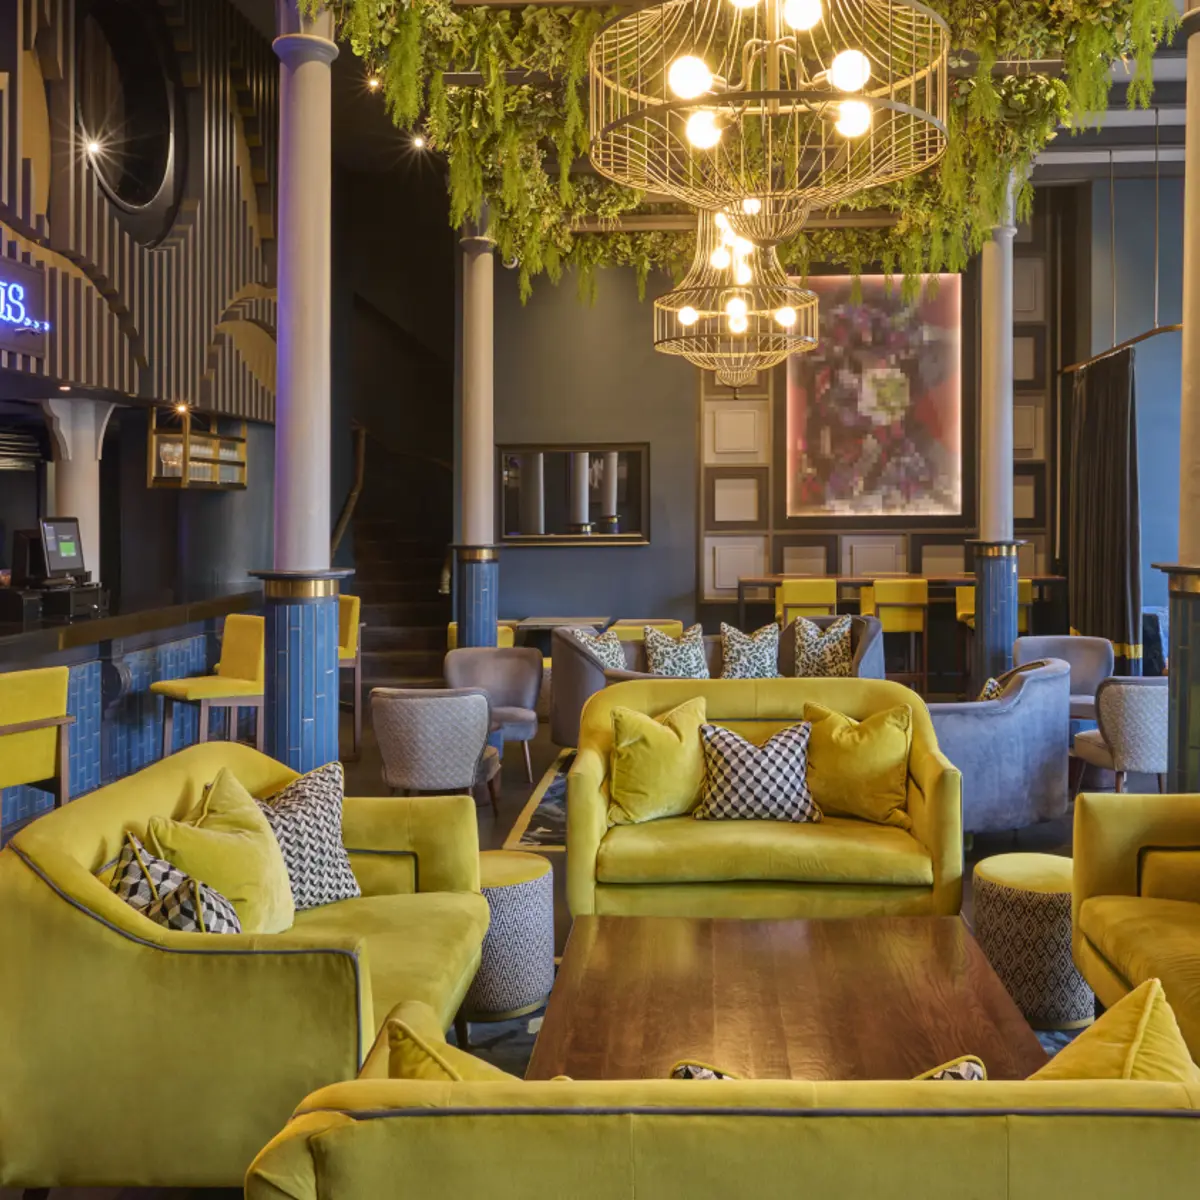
left=974, top=853, right=1093, bottom=1030
left=461, top=850, right=555, bottom=1027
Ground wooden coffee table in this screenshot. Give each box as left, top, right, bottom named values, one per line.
left=526, top=916, right=1047, bottom=1082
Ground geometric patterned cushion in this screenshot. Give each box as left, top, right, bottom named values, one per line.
left=980, top=659, right=1052, bottom=702
left=977, top=677, right=1005, bottom=701
left=719, top=622, right=780, bottom=679
left=144, top=876, right=242, bottom=935
left=645, top=624, right=710, bottom=679
left=566, top=627, right=627, bottom=671
left=109, top=833, right=186, bottom=913
left=915, top=1055, right=987, bottom=1081
left=257, top=761, right=361, bottom=911
left=793, top=615, right=853, bottom=678
left=694, top=722, right=821, bottom=822
left=670, top=1060, right=741, bottom=1080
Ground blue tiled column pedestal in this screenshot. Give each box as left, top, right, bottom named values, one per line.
left=968, top=541, right=1021, bottom=694
left=252, top=570, right=352, bottom=773
left=1155, top=564, right=1200, bottom=790
left=455, top=546, right=499, bottom=648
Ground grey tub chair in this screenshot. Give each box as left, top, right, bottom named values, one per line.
left=1014, top=635, right=1114, bottom=723
left=928, top=658, right=1071, bottom=834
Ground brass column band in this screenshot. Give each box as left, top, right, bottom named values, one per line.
left=1166, top=574, right=1200, bottom=597
left=458, top=547, right=499, bottom=563
left=262, top=578, right=340, bottom=600
left=973, top=544, right=1020, bottom=558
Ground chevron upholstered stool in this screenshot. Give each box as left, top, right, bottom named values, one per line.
left=974, top=853, right=1093, bottom=1030
left=456, top=850, right=554, bottom=1046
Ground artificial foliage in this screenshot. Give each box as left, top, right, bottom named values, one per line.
left=307, top=0, right=1177, bottom=297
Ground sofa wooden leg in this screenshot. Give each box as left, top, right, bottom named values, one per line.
left=454, top=1013, right=470, bottom=1050
left=1115, top=771, right=1126, bottom=794
left=1158, top=773, right=1167, bottom=794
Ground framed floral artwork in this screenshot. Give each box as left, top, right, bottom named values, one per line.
left=785, top=275, right=963, bottom=518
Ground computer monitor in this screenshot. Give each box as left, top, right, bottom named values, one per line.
left=39, top=517, right=85, bottom=579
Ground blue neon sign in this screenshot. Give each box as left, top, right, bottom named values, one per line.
left=0, top=280, right=51, bottom=334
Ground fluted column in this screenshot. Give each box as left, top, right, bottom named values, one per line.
left=970, top=175, right=1021, bottom=691
left=255, top=3, right=348, bottom=773
left=1157, top=1, right=1200, bottom=788
left=455, top=217, right=498, bottom=646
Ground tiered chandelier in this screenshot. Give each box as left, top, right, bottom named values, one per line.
left=654, top=209, right=818, bottom=387
left=589, top=0, right=950, bottom=246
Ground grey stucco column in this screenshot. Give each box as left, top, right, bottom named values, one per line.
left=597, top=450, right=620, bottom=533
left=456, top=218, right=499, bottom=646
left=1158, top=2, right=1200, bottom=789
left=569, top=452, right=592, bottom=535
left=971, top=175, right=1021, bottom=689
left=272, top=1, right=337, bottom=572
left=519, top=452, right=545, bottom=535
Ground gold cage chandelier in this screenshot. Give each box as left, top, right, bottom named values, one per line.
left=590, top=0, right=950, bottom=244
left=654, top=209, right=819, bottom=387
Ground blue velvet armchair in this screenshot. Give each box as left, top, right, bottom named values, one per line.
left=928, top=658, right=1071, bottom=834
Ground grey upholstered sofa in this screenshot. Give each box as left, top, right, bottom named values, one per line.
left=550, top=616, right=885, bottom=748
left=928, top=657, right=1071, bottom=834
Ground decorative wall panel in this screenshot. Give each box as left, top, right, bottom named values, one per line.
left=703, top=535, right=767, bottom=600
left=705, top=400, right=770, bottom=464
left=0, top=0, right=278, bottom=421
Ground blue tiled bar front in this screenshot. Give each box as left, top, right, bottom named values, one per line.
left=0, top=592, right=259, bottom=835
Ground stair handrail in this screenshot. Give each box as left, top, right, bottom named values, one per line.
left=331, top=422, right=368, bottom=558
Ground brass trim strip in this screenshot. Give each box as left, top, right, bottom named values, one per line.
left=458, top=547, right=499, bottom=563
left=263, top=579, right=340, bottom=600
left=973, top=544, right=1019, bottom=559
left=1167, top=574, right=1200, bottom=596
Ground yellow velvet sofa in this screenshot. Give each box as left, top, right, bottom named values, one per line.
left=567, top=678, right=962, bottom=919
left=1073, top=791, right=1200, bottom=1060
left=247, top=1072, right=1200, bottom=1199
left=0, top=742, right=489, bottom=1191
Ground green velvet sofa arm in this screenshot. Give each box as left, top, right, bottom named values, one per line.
left=1073, top=792, right=1200, bottom=922
left=342, top=794, right=481, bottom=897
left=566, top=747, right=609, bottom=916
left=907, top=743, right=963, bottom=917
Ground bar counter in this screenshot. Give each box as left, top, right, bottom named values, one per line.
left=0, top=587, right=261, bottom=835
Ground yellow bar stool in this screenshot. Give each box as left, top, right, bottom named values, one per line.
left=447, top=621, right=517, bottom=650
left=0, top=666, right=74, bottom=812
left=860, top=579, right=929, bottom=694
left=339, top=594, right=365, bottom=761
left=775, top=579, right=838, bottom=625
left=150, top=614, right=265, bottom=757
left=956, top=580, right=1035, bottom=635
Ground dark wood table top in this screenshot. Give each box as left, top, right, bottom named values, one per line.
left=526, top=916, right=1047, bottom=1083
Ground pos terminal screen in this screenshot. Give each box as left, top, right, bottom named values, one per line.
left=40, top=518, right=85, bottom=577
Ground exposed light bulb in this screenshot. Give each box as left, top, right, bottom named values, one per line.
left=668, top=56, right=714, bottom=100
left=685, top=110, right=722, bottom=149
left=775, top=306, right=798, bottom=328
left=714, top=211, right=731, bottom=231
left=85, top=139, right=101, bottom=156
left=783, top=0, right=823, bottom=30
left=412, top=135, right=426, bottom=148
left=734, top=263, right=753, bottom=285
left=710, top=246, right=733, bottom=270
left=679, top=306, right=700, bottom=326
left=729, top=0, right=761, bottom=8
left=725, top=296, right=748, bottom=319
left=367, top=75, right=381, bottom=91
left=830, top=49, right=872, bottom=93
left=58, top=384, right=71, bottom=392
left=728, top=313, right=749, bottom=333
left=174, top=402, right=189, bottom=414
left=741, top=197, right=762, bottom=215
left=732, top=236, right=753, bottom=256
left=836, top=99, right=872, bottom=138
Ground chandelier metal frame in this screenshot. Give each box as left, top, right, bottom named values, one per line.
left=590, top=0, right=950, bottom=244
left=654, top=209, right=819, bottom=387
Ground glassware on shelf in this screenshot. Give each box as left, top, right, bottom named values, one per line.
left=159, top=439, right=184, bottom=477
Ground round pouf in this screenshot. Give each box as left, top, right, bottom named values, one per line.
left=974, top=853, right=1093, bottom=1030
left=463, top=850, right=555, bottom=1021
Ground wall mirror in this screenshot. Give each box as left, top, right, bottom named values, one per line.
left=498, top=444, right=649, bottom=546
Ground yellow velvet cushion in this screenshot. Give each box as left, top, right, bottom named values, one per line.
left=803, top=703, right=912, bottom=829
left=608, top=698, right=707, bottom=825
left=387, top=1001, right=518, bottom=1082
left=147, top=766, right=294, bottom=934
left=1030, top=978, right=1200, bottom=1084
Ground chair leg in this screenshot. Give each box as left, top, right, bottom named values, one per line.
left=353, top=653, right=363, bottom=760
left=228, top=705, right=239, bottom=742
left=1068, top=755, right=1087, bottom=801
left=198, top=699, right=211, bottom=744
left=523, top=740, right=533, bottom=784
left=487, top=772, right=501, bottom=816
left=162, top=698, right=175, bottom=759
left=1115, top=771, right=1126, bottom=794
left=1159, top=773, right=1167, bottom=794
left=255, top=701, right=266, bottom=752
left=56, top=724, right=70, bottom=808
left=454, top=1012, right=471, bottom=1050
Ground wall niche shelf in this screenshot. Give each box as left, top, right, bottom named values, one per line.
left=147, top=408, right=248, bottom=490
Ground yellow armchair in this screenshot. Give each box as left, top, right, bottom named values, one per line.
left=0, top=666, right=73, bottom=812
left=0, top=742, right=488, bottom=1191
left=339, top=594, right=365, bottom=761
left=1073, top=792, right=1200, bottom=1060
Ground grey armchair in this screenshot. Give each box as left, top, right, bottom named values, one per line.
left=443, top=647, right=543, bottom=782
left=369, top=687, right=501, bottom=813
left=1072, top=676, right=1168, bottom=793
left=1014, top=635, right=1113, bottom=723
left=928, top=658, right=1070, bottom=834
left=549, top=616, right=885, bottom=749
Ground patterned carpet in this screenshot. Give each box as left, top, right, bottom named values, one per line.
left=505, top=750, right=572, bottom=851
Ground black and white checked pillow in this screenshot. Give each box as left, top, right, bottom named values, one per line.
left=918, top=1056, right=987, bottom=1082
left=146, top=877, right=242, bottom=934
left=257, top=761, right=361, bottom=910
left=720, top=623, right=780, bottom=679
left=567, top=627, right=626, bottom=671
left=794, top=615, right=853, bottom=678
left=645, top=624, right=710, bottom=678
left=694, top=722, right=821, bottom=822
left=110, top=833, right=185, bottom=912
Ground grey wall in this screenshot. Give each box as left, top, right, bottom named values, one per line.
left=492, top=266, right=699, bottom=622
left=1090, top=177, right=1184, bottom=608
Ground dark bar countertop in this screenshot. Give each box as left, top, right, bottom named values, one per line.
left=0, top=588, right=261, bottom=666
